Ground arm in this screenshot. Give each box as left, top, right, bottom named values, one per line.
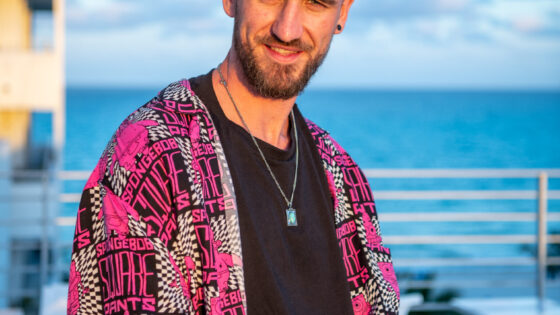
left=68, top=115, right=193, bottom=315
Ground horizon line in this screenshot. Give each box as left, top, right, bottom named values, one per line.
left=65, top=83, right=560, bottom=93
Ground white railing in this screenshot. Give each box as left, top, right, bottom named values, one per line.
left=1, top=168, right=559, bottom=311
left=365, top=169, right=560, bottom=313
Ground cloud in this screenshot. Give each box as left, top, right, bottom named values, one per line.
left=513, top=16, right=543, bottom=33
left=476, top=0, right=560, bottom=38
left=317, top=27, right=560, bottom=89
left=348, top=0, right=475, bottom=22
left=65, top=0, right=560, bottom=88
left=340, top=0, right=560, bottom=54
left=66, top=0, right=560, bottom=42
left=67, top=0, right=229, bottom=35
left=66, top=24, right=233, bottom=87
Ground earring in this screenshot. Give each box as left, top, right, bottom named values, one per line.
left=337, top=25, right=342, bottom=31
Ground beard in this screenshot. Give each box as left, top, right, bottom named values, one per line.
left=233, top=20, right=331, bottom=100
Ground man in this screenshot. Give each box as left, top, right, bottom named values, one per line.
left=68, top=0, right=399, bottom=314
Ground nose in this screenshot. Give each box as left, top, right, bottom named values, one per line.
left=271, top=1, right=304, bottom=43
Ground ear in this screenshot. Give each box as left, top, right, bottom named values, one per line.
left=335, top=0, right=354, bottom=34
left=223, top=0, right=236, bottom=18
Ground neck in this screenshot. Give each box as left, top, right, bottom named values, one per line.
left=212, top=52, right=297, bottom=150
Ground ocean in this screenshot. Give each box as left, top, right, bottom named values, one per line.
left=55, top=86, right=560, bottom=300
left=63, top=87, right=560, bottom=170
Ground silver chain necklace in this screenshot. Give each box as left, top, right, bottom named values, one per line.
left=217, top=65, right=300, bottom=227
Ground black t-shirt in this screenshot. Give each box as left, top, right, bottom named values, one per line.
left=189, top=72, right=353, bottom=315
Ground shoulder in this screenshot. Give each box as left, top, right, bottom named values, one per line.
left=303, top=117, right=350, bottom=159
left=114, top=78, right=212, bottom=151
left=87, top=79, right=210, bottom=190
left=150, top=79, right=211, bottom=116
left=116, top=78, right=211, bottom=140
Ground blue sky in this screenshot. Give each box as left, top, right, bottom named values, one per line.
left=63, top=0, right=560, bottom=89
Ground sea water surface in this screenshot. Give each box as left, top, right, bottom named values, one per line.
left=64, top=88, right=560, bottom=170
left=59, top=86, right=560, bottom=299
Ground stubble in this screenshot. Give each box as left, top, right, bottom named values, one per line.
left=232, top=19, right=332, bottom=100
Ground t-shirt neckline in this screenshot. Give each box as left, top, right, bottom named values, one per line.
left=189, top=70, right=298, bottom=162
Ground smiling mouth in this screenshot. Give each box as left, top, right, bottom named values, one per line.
left=267, top=45, right=302, bottom=56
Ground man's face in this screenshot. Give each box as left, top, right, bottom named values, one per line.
left=229, top=0, right=353, bottom=100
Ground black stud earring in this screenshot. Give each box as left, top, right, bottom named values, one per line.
left=337, top=25, right=342, bottom=31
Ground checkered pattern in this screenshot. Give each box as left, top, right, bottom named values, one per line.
left=175, top=136, right=204, bottom=206
left=108, top=161, right=130, bottom=196
left=72, top=244, right=103, bottom=314
left=175, top=212, right=196, bottom=260
left=86, top=186, right=106, bottom=243
left=324, top=161, right=353, bottom=224
left=320, top=134, right=359, bottom=224
left=371, top=217, right=383, bottom=244
left=154, top=246, right=191, bottom=313
left=227, top=265, right=246, bottom=293
left=209, top=214, right=245, bottom=295
left=175, top=210, right=204, bottom=295
left=134, top=107, right=174, bottom=142
left=189, top=88, right=209, bottom=111
left=350, top=286, right=367, bottom=300
left=365, top=271, right=399, bottom=314
left=136, top=106, right=165, bottom=123
left=125, top=204, right=193, bottom=313
left=161, top=81, right=191, bottom=103
left=210, top=117, right=239, bottom=223
left=308, top=121, right=400, bottom=314
left=127, top=212, right=147, bottom=237
left=147, top=123, right=173, bottom=142
left=203, top=286, right=221, bottom=314
left=211, top=213, right=242, bottom=258
left=68, top=79, right=398, bottom=315
left=102, top=142, right=116, bottom=175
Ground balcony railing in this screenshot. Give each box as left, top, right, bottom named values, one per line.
left=0, top=168, right=559, bottom=312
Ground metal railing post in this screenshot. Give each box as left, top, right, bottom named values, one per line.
left=40, top=171, right=49, bottom=294
left=537, top=171, right=548, bottom=314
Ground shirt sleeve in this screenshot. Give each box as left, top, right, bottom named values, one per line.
left=68, top=116, right=194, bottom=315
left=321, top=132, right=400, bottom=315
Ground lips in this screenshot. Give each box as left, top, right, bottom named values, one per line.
left=264, top=44, right=304, bottom=62
left=267, top=45, right=301, bottom=55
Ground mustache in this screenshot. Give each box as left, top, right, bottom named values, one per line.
left=256, top=33, right=313, bottom=52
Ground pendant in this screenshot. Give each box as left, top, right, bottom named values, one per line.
left=286, top=208, right=298, bottom=227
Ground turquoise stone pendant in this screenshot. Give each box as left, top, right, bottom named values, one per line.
left=286, top=208, right=298, bottom=227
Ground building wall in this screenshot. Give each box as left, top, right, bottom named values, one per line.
left=0, top=0, right=32, bottom=169
left=0, top=111, right=30, bottom=169
left=0, top=0, right=64, bottom=160
left=0, top=0, right=31, bottom=50
left=0, top=1, right=39, bottom=308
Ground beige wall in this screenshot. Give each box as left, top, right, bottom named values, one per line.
left=0, top=51, right=61, bottom=110
left=0, top=110, right=29, bottom=148
left=0, top=109, right=30, bottom=168
left=0, top=0, right=65, bottom=169
left=0, top=0, right=61, bottom=110
left=0, top=0, right=32, bottom=168
left=0, top=0, right=31, bottom=50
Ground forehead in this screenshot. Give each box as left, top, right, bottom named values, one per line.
left=233, top=0, right=347, bottom=20
left=240, top=0, right=343, bottom=6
